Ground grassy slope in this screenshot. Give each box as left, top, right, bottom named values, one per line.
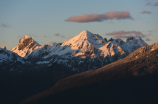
left=20, top=43, right=158, bottom=104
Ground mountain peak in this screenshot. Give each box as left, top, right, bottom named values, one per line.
left=10, top=35, right=41, bottom=57
left=23, top=35, right=32, bottom=39
left=126, top=37, right=135, bottom=42
left=78, top=30, right=93, bottom=38
left=62, top=30, right=105, bottom=49
left=81, top=30, right=91, bottom=34
left=126, top=37, right=147, bottom=46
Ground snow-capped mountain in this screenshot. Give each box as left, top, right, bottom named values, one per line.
left=10, top=30, right=147, bottom=72
left=10, top=35, right=41, bottom=58
left=0, top=48, right=25, bottom=72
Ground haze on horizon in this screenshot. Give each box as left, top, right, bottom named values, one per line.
left=0, top=0, right=158, bottom=50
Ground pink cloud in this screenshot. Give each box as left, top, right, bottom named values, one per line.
left=55, top=33, right=60, bottom=36
left=146, top=2, right=151, bottom=6
left=65, top=11, right=132, bottom=23
left=153, top=2, right=158, bottom=6
left=140, top=11, right=152, bottom=14
left=146, top=38, right=151, bottom=41
left=1, top=23, right=10, bottom=28
left=54, top=33, right=65, bottom=38
left=106, top=30, right=147, bottom=39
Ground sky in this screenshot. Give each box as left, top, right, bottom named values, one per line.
left=0, top=0, right=158, bottom=50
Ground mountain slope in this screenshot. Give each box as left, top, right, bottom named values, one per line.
left=0, top=48, right=25, bottom=71
left=21, top=42, right=158, bottom=104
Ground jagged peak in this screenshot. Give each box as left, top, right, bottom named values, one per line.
left=114, top=38, right=125, bottom=45
left=18, top=35, right=41, bottom=46
left=23, top=35, right=32, bottom=39
left=108, top=38, right=114, bottom=42
left=126, top=37, right=147, bottom=46
left=126, top=37, right=135, bottom=42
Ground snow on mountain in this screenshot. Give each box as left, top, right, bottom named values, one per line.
left=121, top=37, right=148, bottom=53
left=62, top=30, right=105, bottom=49
left=0, top=48, right=25, bottom=72
left=10, top=35, right=41, bottom=57
left=27, top=30, right=126, bottom=59
left=8, top=30, right=148, bottom=72
left=0, top=48, right=24, bottom=63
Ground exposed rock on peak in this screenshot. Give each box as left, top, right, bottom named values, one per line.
left=10, top=35, right=41, bottom=57
left=1, top=46, right=6, bottom=49
left=108, top=38, right=114, bottom=42
left=126, top=37, right=135, bottom=42
left=114, top=38, right=125, bottom=45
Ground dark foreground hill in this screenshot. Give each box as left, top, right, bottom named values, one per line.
left=21, top=42, right=158, bottom=104
left=0, top=65, right=77, bottom=104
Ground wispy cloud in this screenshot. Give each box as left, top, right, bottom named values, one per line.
left=30, top=34, right=39, bottom=37
left=65, top=11, right=133, bottom=23
left=106, top=30, right=148, bottom=39
left=153, top=2, right=158, bottom=6
left=146, top=38, right=150, bottom=41
left=140, top=11, right=152, bottom=14
left=1, top=23, right=10, bottom=28
left=145, top=2, right=158, bottom=6
left=145, top=2, right=151, bottom=6
left=55, top=33, right=60, bottom=36
left=54, top=33, right=66, bottom=38
left=17, top=36, right=23, bottom=38
left=44, top=35, right=50, bottom=38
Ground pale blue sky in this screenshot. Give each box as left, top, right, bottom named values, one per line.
left=0, top=0, right=158, bottom=49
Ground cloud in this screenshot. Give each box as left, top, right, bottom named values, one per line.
left=65, top=11, right=132, bottom=23
left=17, top=36, right=23, bottom=38
left=1, top=23, right=10, bottom=28
left=55, top=33, right=60, bottom=36
left=146, top=38, right=151, bottom=41
left=146, top=2, right=151, bottom=6
left=140, top=11, right=152, bottom=14
left=54, top=33, right=65, bottom=38
left=153, top=2, right=158, bottom=6
left=106, top=30, right=147, bottom=39
left=31, top=34, right=39, bottom=37
left=44, top=35, right=50, bottom=38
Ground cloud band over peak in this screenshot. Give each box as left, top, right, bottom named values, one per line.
left=65, top=11, right=132, bottom=23
left=106, top=30, right=150, bottom=41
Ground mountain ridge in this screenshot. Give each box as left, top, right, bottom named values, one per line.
left=7, top=30, right=148, bottom=72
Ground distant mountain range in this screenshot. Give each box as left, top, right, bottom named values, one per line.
left=1, top=30, right=147, bottom=73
